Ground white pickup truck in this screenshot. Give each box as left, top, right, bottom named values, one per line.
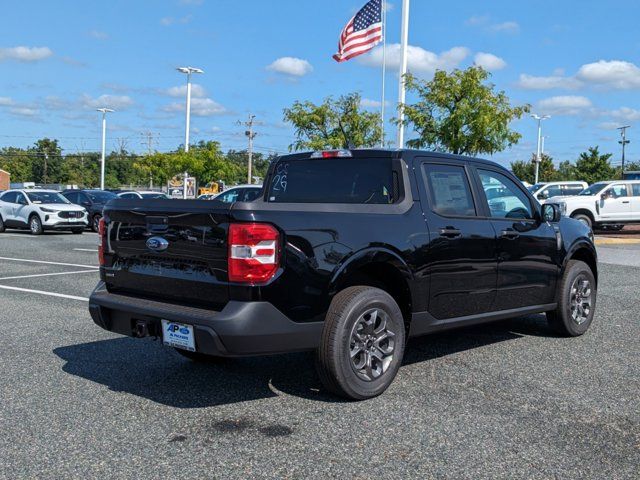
left=548, top=180, right=640, bottom=230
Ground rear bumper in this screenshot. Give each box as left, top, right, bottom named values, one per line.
left=88, top=282, right=323, bottom=357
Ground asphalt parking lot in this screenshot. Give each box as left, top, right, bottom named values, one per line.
left=0, top=231, right=638, bottom=479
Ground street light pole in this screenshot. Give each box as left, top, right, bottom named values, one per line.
left=531, top=114, right=551, bottom=184
left=96, top=108, right=114, bottom=190
left=617, top=125, right=631, bottom=179
left=176, top=66, right=204, bottom=153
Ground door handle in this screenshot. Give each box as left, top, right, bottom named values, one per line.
left=439, top=227, right=462, bottom=238
left=501, top=229, right=520, bottom=239
left=622, top=201, right=630, bottom=204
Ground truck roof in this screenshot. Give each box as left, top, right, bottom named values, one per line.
left=276, top=148, right=507, bottom=170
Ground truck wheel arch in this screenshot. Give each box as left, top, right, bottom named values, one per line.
left=570, top=209, right=595, bottom=224
left=564, top=243, right=598, bottom=286
left=329, top=248, right=414, bottom=330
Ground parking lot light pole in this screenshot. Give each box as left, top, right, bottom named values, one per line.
left=97, top=108, right=114, bottom=190
left=176, top=67, right=204, bottom=153
left=531, top=114, right=551, bottom=184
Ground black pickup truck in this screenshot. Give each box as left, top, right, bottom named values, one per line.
left=89, top=149, right=598, bottom=400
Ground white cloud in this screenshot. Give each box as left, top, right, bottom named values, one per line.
left=490, top=21, right=520, bottom=34
left=609, top=107, right=640, bottom=122
left=473, top=52, right=506, bottom=71
left=160, top=15, right=192, bottom=26
left=518, top=60, right=640, bottom=91
left=10, top=107, right=39, bottom=117
left=164, top=83, right=207, bottom=98
left=361, top=44, right=469, bottom=73
left=576, top=60, right=640, bottom=90
left=465, top=15, right=520, bottom=34
left=0, top=97, right=14, bottom=106
left=81, top=94, right=134, bottom=110
left=0, top=46, right=53, bottom=62
left=360, top=98, right=389, bottom=109
left=89, top=30, right=109, bottom=40
left=163, top=97, right=226, bottom=116
left=598, top=121, right=622, bottom=130
left=515, top=73, right=582, bottom=90
left=266, top=57, right=313, bottom=77
left=537, top=95, right=592, bottom=116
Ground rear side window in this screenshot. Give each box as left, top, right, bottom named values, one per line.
left=632, top=184, right=640, bottom=196
left=423, top=164, right=476, bottom=217
left=562, top=185, right=584, bottom=195
left=267, top=158, right=394, bottom=204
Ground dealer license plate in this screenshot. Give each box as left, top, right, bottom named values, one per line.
left=161, top=320, right=195, bottom=352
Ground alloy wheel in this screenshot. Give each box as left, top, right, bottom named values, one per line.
left=349, top=308, right=396, bottom=381
left=570, top=275, right=592, bottom=325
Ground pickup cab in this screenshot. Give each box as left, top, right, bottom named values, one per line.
left=549, top=180, right=640, bottom=230
left=89, top=149, right=598, bottom=400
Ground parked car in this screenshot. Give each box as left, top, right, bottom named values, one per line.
left=527, top=181, right=588, bottom=202
left=62, top=189, right=117, bottom=232
left=548, top=180, right=640, bottom=230
left=116, top=191, right=171, bottom=200
left=0, top=189, right=88, bottom=235
left=213, top=185, right=262, bottom=203
left=89, top=149, right=597, bottom=400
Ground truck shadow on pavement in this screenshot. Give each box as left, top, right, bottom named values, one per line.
left=53, top=313, right=556, bottom=407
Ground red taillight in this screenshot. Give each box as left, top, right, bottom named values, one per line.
left=98, top=218, right=106, bottom=266
left=228, top=223, right=279, bottom=284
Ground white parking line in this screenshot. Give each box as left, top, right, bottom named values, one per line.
left=0, top=256, right=98, bottom=269
left=73, top=248, right=98, bottom=252
left=0, top=269, right=98, bottom=281
left=0, top=284, right=88, bottom=301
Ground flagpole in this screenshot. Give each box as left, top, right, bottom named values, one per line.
left=396, top=0, right=410, bottom=148
left=380, top=0, right=387, bottom=147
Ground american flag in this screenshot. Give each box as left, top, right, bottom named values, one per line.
left=333, top=0, right=383, bottom=63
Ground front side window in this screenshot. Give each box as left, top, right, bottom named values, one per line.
left=580, top=183, right=608, bottom=196
left=423, top=164, right=476, bottom=217
left=242, top=188, right=262, bottom=202
left=267, top=157, right=394, bottom=204
left=218, top=189, right=240, bottom=203
left=87, top=191, right=116, bottom=203
left=479, top=170, right=533, bottom=219
left=539, top=185, right=562, bottom=199
left=605, top=185, right=628, bottom=198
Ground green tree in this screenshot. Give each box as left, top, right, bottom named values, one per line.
left=573, top=147, right=615, bottom=184
left=30, top=138, right=63, bottom=184
left=510, top=153, right=557, bottom=184
left=0, top=147, right=34, bottom=182
left=557, top=160, right=575, bottom=181
left=283, top=92, right=382, bottom=151
left=400, top=66, right=529, bottom=154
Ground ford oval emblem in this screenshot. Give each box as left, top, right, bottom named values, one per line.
left=146, top=236, right=169, bottom=252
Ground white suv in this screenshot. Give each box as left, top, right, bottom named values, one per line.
left=548, top=180, right=640, bottom=230
left=527, top=181, right=588, bottom=202
left=0, top=189, right=88, bottom=235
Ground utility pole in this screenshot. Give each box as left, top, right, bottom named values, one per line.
left=97, top=108, right=114, bottom=190
left=239, top=114, right=259, bottom=184
left=43, top=152, right=48, bottom=186
left=617, top=126, right=631, bottom=179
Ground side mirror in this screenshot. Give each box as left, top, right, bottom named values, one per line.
left=601, top=192, right=609, bottom=201
left=542, top=203, right=561, bottom=223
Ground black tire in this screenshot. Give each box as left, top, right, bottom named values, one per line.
left=29, top=215, right=43, bottom=235
left=547, top=260, right=597, bottom=337
left=316, top=286, right=406, bottom=400
left=71, top=229, right=84, bottom=235
left=0, top=214, right=5, bottom=233
left=173, top=348, right=223, bottom=363
left=91, top=214, right=101, bottom=233
left=572, top=213, right=592, bottom=230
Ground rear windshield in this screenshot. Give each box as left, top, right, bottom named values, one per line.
left=267, top=157, right=394, bottom=204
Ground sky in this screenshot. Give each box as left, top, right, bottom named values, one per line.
left=1, top=0, right=639, bottom=168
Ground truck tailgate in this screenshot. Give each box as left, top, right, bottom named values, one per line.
left=102, top=199, right=231, bottom=309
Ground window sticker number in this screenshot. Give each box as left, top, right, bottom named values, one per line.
left=272, top=163, right=289, bottom=192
